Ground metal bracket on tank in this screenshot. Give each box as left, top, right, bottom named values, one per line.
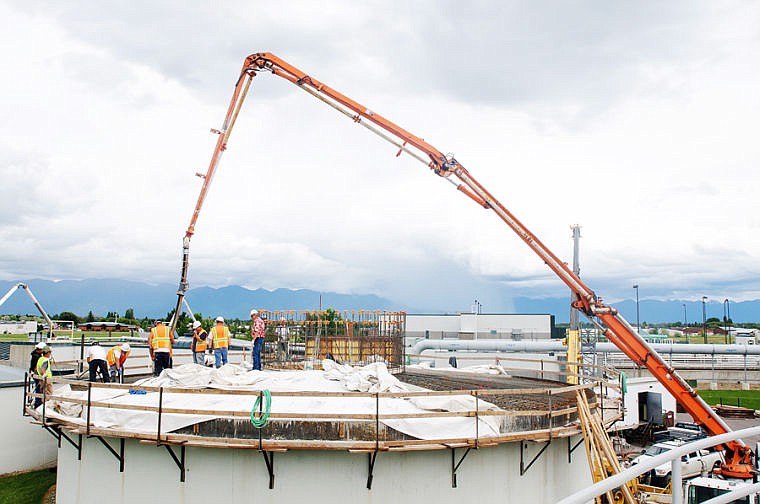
left=567, top=436, right=584, bottom=464
left=163, top=444, right=187, bottom=482
left=451, top=447, right=472, bottom=488
left=260, top=450, right=275, bottom=489
left=44, top=425, right=83, bottom=460
left=367, top=451, right=379, bottom=489
left=520, top=440, right=551, bottom=476
left=94, top=436, right=126, bottom=472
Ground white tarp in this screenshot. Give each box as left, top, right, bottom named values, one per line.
left=42, top=361, right=503, bottom=441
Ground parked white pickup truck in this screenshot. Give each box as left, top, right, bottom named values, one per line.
left=631, top=440, right=724, bottom=487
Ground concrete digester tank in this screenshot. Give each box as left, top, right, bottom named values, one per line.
left=23, top=318, right=622, bottom=503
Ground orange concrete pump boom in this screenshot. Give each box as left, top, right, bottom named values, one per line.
left=170, top=52, right=752, bottom=476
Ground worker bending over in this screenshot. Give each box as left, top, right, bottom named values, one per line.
left=210, top=316, right=230, bottom=368
left=149, top=320, right=174, bottom=376
left=191, top=321, right=208, bottom=365
left=87, top=341, right=109, bottom=383
left=107, top=343, right=131, bottom=383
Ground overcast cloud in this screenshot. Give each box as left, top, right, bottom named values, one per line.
left=1, top=1, right=759, bottom=313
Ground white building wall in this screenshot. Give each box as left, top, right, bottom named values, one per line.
left=0, top=321, right=37, bottom=334
left=56, top=434, right=592, bottom=504
left=0, top=385, right=57, bottom=475
left=407, top=314, right=554, bottom=340
left=608, top=376, right=677, bottom=431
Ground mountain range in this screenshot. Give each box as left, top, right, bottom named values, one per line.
left=1, top=278, right=758, bottom=324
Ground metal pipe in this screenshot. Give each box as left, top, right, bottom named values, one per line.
left=409, top=339, right=760, bottom=357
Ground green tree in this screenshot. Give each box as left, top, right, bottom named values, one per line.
left=86, top=310, right=95, bottom=323
left=124, top=308, right=135, bottom=320
left=56, top=311, right=80, bottom=324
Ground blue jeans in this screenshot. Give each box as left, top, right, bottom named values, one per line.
left=252, top=338, right=264, bottom=370
left=214, top=348, right=228, bottom=368
left=193, top=352, right=206, bottom=365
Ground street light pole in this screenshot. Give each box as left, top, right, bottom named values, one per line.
left=472, top=299, right=482, bottom=341
left=724, top=299, right=731, bottom=344
left=701, top=296, right=708, bottom=344
left=682, top=303, right=687, bottom=326
left=633, top=285, right=640, bottom=334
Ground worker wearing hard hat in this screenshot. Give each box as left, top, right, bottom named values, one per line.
left=34, top=346, right=53, bottom=408
left=107, top=343, right=131, bottom=383
left=250, top=309, right=266, bottom=370
left=148, top=320, right=174, bottom=376
left=209, top=316, right=230, bottom=368
left=87, top=341, right=110, bottom=383
left=191, top=321, right=208, bottom=365
left=29, top=341, right=46, bottom=374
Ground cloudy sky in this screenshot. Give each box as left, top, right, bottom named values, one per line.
left=1, top=1, right=759, bottom=312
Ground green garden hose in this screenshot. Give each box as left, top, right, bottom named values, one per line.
left=250, top=389, right=272, bottom=428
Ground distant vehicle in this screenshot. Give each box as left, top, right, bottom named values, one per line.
left=685, top=476, right=757, bottom=503
left=654, top=422, right=708, bottom=443
left=631, top=440, right=724, bottom=487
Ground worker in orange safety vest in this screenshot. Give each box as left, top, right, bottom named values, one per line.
left=148, top=320, right=174, bottom=376
left=107, top=343, right=131, bottom=383
left=191, top=321, right=208, bottom=366
left=209, top=316, right=230, bottom=368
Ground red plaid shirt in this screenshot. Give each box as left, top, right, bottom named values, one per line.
left=251, top=316, right=266, bottom=340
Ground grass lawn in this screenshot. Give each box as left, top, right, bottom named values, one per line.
left=698, top=389, right=760, bottom=410
left=0, top=468, right=56, bottom=504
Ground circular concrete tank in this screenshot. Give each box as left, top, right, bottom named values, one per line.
left=26, top=362, right=621, bottom=503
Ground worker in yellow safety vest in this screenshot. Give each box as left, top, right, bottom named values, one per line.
left=148, top=320, right=174, bottom=376
left=107, top=343, right=131, bottom=383
left=209, top=316, right=230, bottom=368
left=34, top=346, right=53, bottom=407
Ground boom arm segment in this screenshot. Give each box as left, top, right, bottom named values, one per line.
left=0, top=283, right=54, bottom=339
left=171, top=52, right=752, bottom=476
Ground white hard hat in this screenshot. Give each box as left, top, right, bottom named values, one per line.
left=121, top=343, right=131, bottom=352
left=35, top=342, right=46, bottom=349
left=215, top=316, right=224, bottom=323
left=192, top=321, right=202, bottom=329
left=250, top=309, right=258, bottom=316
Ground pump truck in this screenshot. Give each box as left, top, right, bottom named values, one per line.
left=168, top=52, right=753, bottom=478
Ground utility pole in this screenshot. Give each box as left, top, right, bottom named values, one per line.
left=702, top=296, right=708, bottom=344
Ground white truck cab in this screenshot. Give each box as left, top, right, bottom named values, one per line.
left=686, top=476, right=757, bottom=503
left=632, top=440, right=724, bottom=487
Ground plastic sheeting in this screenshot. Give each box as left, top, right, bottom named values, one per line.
left=42, top=361, right=503, bottom=441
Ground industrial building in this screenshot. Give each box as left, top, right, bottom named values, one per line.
left=406, top=313, right=560, bottom=341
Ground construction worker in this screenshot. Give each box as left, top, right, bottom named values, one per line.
left=34, top=346, right=53, bottom=408
left=209, top=316, right=230, bottom=368
left=250, top=309, right=265, bottom=370
left=148, top=320, right=174, bottom=376
left=87, top=341, right=110, bottom=383
left=107, top=343, right=131, bottom=383
left=29, top=341, right=45, bottom=374
left=276, top=316, right=289, bottom=361
left=191, top=321, right=208, bottom=365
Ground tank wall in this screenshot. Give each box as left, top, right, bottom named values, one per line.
left=0, top=385, right=57, bottom=475
left=56, top=434, right=592, bottom=503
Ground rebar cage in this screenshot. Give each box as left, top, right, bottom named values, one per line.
left=257, top=310, right=406, bottom=372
